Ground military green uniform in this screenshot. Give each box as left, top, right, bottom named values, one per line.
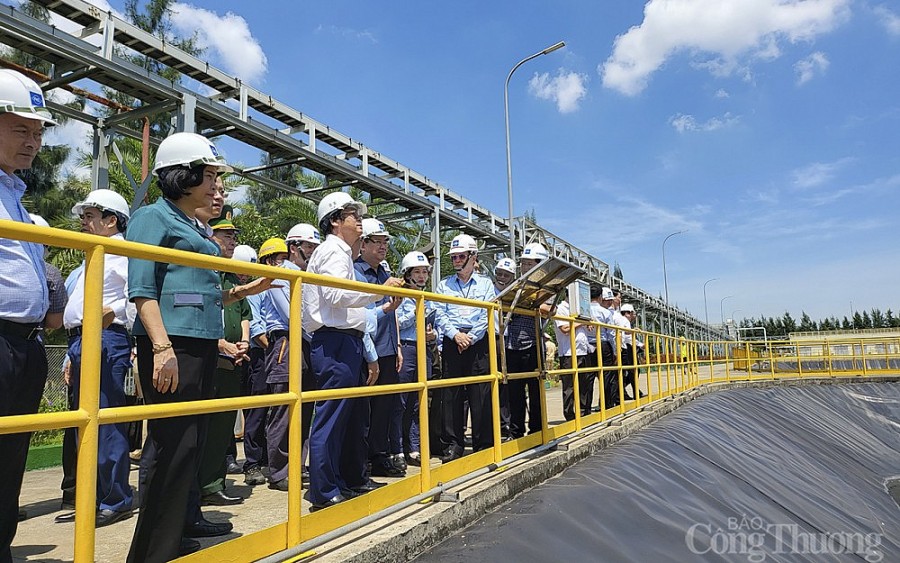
left=198, top=272, right=251, bottom=496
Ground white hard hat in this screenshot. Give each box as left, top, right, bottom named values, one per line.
left=494, top=257, right=516, bottom=275
left=361, top=218, right=391, bottom=240
left=0, top=69, right=56, bottom=125
left=521, top=242, right=549, bottom=261
left=28, top=213, right=49, bottom=228
left=399, top=251, right=431, bottom=276
left=72, top=189, right=130, bottom=220
left=233, top=244, right=258, bottom=263
left=621, top=303, right=635, bottom=313
left=317, top=192, right=367, bottom=223
left=152, top=132, right=232, bottom=175
left=448, top=233, right=478, bottom=255
left=601, top=287, right=614, bottom=300
left=285, top=223, right=321, bottom=245
left=380, top=260, right=392, bottom=274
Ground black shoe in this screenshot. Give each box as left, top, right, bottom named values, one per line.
left=183, top=518, right=233, bottom=538
left=301, top=467, right=310, bottom=483
left=638, top=391, right=647, bottom=398
left=350, top=479, right=386, bottom=494
left=54, top=511, right=76, bottom=523
left=201, top=490, right=244, bottom=506
left=96, top=509, right=132, bottom=528
left=225, top=458, right=242, bottom=475
left=339, top=488, right=362, bottom=499
left=179, top=537, right=201, bottom=556
left=391, top=453, right=407, bottom=472
left=370, top=458, right=405, bottom=477
left=309, top=494, right=346, bottom=512
left=244, top=466, right=267, bottom=486
left=440, top=449, right=464, bottom=464
left=405, top=452, right=421, bottom=467
left=17, top=509, right=26, bottom=522
left=268, top=478, right=289, bottom=492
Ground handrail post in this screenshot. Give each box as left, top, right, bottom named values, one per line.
left=488, top=304, right=502, bottom=463
left=73, top=245, right=104, bottom=562
left=570, top=318, right=582, bottom=431
left=536, top=313, right=550, bottom=440
left=860, top=338, right=868, bottom=378
left=286, top=278, right=303, bottom=545
left=415, top=296, right=431, bottom=490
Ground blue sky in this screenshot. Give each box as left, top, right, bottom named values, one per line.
left=32, top=0, right=900, bottom=323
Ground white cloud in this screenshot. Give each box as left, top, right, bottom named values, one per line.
left=794, top=51, right=829, bottom=84
left=169, top=3, right=268, bottom=84
left=669, top=112, right=739, bottom=132
left=874, top=6, right=900, bottom=36
left=527, top=69, right=589, bottom=114
left=790, top=157, right=853, bottom=189
left=314, top=24, right=378, bottom=44
left=600, top=0, right=851, bottom=96
left=714, top=88, right=730, bottom=98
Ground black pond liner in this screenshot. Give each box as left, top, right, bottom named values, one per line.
left=414, top=383, right=900, bottom=562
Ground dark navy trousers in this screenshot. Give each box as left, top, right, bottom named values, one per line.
left=398, top=343, right=433, bottom=454
left=0, top=334, right=47, bottom=563
left=241, top=346, right=268, bottom=471
left=307, top=331, right=369, bottom=504
left=68, top=325, right=134, bottom=512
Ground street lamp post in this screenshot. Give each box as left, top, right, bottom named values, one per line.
left=703, top=277, right=718, bottom=342
left=662, top=230, right=687, bottom=335
left=720, top=295, right=734, bottom=336
left=505, top=40, right=566, bottom=259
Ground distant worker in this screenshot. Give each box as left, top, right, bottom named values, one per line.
left=435, top=234, right=496, bottom=462
left=354, top=218, right=405, bottom=477
left=58, top=190, right=135, bottom=528
left=492, top=257, right=516, bottom=438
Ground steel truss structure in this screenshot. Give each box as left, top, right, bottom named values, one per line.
left=1, top=0, right=722, bottom=339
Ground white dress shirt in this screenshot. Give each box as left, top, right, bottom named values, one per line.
left=303, top=234, right=380, bottom=332
left=63, top=233, right=135, bottom=330
left=554, top=300, right=592, bottom=357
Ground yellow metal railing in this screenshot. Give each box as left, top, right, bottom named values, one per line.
left=4, top=218, right=900, bottom=561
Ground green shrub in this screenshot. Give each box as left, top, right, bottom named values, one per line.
left=29, top=396, right=68, bottom=447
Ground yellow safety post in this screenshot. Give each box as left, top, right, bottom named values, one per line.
left=616, top=329, right=625, bottom=409
left=73, top=245, right=104, bottom=563
left=415, top=296, right=431, bottom=491
left=860, top=339, right=868, bottom=377
left=796, top=342, right=803, bottom=379
left=596, top=320, right=606, bottom=421
left=725, top=342, right=731, bottom=382
left=287, top=278, right=303, bottom=545
left=488, top=303, right=502, bottom=463
left=535, top=313, right=550, bottom=442
left=767, top=342, right=775, bottom=380
left=569, top=318, right=582, bottom=431
left=654, top=334, right=662, bottom=401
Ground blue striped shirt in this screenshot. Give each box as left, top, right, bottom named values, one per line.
left=435, top=272, right=495, bottom=344
left=0, top=170, right=48, bottom=323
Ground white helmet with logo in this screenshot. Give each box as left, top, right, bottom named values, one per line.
left=521, top=242, right=549, bottom=261
left=361, top=218, right=391, bottom=240
left=317, top=191, right=367, bottom=223
left=152, top=132, right=233, bottom=175
left=72, top=189, right=131, bottom=221
left=448, top=233, right=478, bottom=255
left=285, top=223, right=321, bottom=245
left=233, top=244, right=258, bottom=263
left=400, top=251, right=431, bottom=276
left=0, top=69, right=56, bottom=125
left=494, top=257, right=516, bottom=275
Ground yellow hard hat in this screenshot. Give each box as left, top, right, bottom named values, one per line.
left=258, top=237, right=288, bottom=261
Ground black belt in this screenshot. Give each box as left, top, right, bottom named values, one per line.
left=317, top=327, right=364, bottom=339
left=269, top=330, right=290, bottom=340
left=400, top=339, right=417, bottom=346
left=0, top=318, right=42, bottom=340
left=66, top=324, right=129, bottom=339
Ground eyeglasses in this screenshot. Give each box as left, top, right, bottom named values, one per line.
left=341, top=211, right=361, bottom=221
left=450, top=254, right=469, bottom=262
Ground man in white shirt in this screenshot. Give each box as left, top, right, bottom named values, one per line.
left=59, top=189, right=135, bottom=528
left=305, top=192, right=402, bottom=511
left=554, top=299, right=594, bottom=421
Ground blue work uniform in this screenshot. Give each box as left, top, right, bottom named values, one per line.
left=242, top=291, right=269, bottom=473
left=434, top=271, right=496, bottom=456
left=354, top=257, right=402, bottom=475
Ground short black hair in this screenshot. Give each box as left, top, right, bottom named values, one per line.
left=101, top=209, right=128, bottom=233
left=589, top=284, right=603, bottom=299
left=318, top=210, right=341, bottom=237
left=156, top=164, right=206, bottom=201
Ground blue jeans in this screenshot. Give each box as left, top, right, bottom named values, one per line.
left=69, top=325, right=134, bottom=512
